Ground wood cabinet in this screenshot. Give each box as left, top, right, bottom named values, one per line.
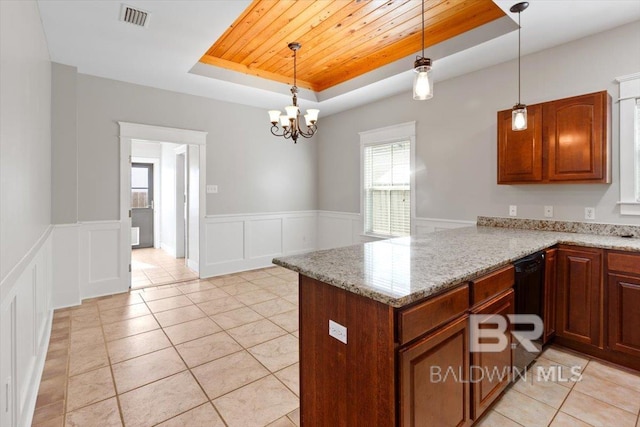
left=607, top=251, right=640, bottom=359
left=497, top=91, right=610, bottom=184
left=555, top=245, right=604, bottom=349
left=469, top=289, right=514, bottom=421
left=399, top=315, right=471, bottom=427
left=543, top=248, right=557, bottom=344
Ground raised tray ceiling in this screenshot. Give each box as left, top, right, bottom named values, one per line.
left=200, top=0, right=505, bottom=92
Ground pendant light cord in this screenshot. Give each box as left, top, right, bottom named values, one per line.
left=518, top=10, right=521, bottom=104
left=293, top=48, right=297, bottom=88
left=421, top=0, right=425, bottom=57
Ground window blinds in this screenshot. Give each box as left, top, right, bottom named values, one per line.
left=364, top=141, right=410, bottom=236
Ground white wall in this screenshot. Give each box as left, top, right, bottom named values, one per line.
left=318, top=21, right=640, bottom=225
left=67, top=72, right=317, bottom=221
left=160, top=142, right=181, bottom=256
left=1, top=1, right=52, bottom=281
left=0, top=2, right=54, bottom=426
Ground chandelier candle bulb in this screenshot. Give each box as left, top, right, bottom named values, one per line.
left=268, top=110, right=281, bottom=124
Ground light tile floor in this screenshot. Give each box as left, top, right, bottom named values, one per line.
left=131, top=248, right=198, bottom=289
left=33, top=266, right=640, bottom=427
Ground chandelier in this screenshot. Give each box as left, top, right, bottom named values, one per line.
left=268, top=42, right=319, bottom=143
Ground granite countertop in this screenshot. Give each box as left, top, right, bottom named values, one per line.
left=272, top=226, right=640, bottom=308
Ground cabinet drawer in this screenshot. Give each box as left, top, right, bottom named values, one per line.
left=397, top=284, right=469, bottom=345
left=471, top=265, right=515, bottom=306
left=608, top=251, right=640, bottom=276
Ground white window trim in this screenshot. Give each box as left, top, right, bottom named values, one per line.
left=616, top=72, right=640, bottom=215
left=359, top=121, right=416, bottom=237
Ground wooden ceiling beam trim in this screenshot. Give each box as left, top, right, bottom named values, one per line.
left=272, top=0, right=421, bottom=77
left=199, top=54, right=319, bottom=92
left=304, top=0, right=498, bottom=81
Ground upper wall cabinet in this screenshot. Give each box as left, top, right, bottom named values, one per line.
left=498, top=91, right=611, bottom=184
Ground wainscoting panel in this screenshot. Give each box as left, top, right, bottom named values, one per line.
left=205, top=220, right=245, bottom=265
left=247, top=218, right=283, bottom=258
left=201, top=211, right=317, bottom=278
left=79, top=221, right=127, bottom=299
left=0, top=227, right=53, bottom=427
left=284, top=214, right=317, bottom=254
left=317, top=211, right=364, bottom=249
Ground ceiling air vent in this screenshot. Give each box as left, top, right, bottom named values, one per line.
left=119, top=4, right=150, bottom=28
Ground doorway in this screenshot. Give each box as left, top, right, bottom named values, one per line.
left=131, top=162, right=154, bottom=249
left=119, top=122, right=207, bottom=292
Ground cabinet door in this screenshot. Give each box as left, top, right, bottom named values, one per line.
left=497, top=104, right=543, bottom=184
left=543, top=248, right=557, bottom=344
left=399, top=315, right=470, bottom=427
left=545, top=91, right=610, bottom=182
left=470, top=289, right=513, bottom=421
left=608, top=273, right=640, bottom=358
left=556, top=247, right=603, bottom=348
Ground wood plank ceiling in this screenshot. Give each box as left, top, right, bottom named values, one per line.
left=200, top=0, right=505, bottom=92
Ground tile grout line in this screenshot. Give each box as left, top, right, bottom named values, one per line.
left=40, top=268, right=300, bottom=426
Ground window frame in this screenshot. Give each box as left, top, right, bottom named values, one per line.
left=616, top=72, right=640, bottom=215
left=359, top=122, right=416, bottom=238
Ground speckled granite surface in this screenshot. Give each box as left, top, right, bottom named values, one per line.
left=477, top=216, right=640, bottom=238
left=273, top=226, right=640, bottom=308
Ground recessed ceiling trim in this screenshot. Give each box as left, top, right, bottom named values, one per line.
left=199, top=0, right=505, bottom=92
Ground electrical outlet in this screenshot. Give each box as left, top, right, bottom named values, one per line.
left=206, top=185, right=218, bottom=194
left=509, top=205, right=517, bottom=217
left=544, top=206, right=553, bottom=218
left=329, top=320, right=347, bottom=344
left=585, top=207, right=596, bottom=220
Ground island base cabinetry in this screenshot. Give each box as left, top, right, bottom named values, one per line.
left=399, top=315, right=471, bottom=427
left=299, top=275, right=395, bottom=426
left=469, top=289, right=514, bottom=421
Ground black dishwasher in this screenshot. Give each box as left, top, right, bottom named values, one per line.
left=513, top=251, right=545, bottom=371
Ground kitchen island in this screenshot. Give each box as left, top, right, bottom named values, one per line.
left=273, top=224, right=640, bottom=426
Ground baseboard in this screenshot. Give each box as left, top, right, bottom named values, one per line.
left=20, top=310, right=53, bottom=427
left=160, top=243, right=176, bottom=257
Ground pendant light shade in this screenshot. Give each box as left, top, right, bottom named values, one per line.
left=510, top=2, right=529, bottom=131
left=413, top=57, right=433, bottom=100
left=412, top=0, right=433, bottom=101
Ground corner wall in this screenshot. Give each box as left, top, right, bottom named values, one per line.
left=0, top=2, right=54, bottom=426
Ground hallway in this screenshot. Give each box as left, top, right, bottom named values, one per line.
left=131, top=248, right=198, bottom=289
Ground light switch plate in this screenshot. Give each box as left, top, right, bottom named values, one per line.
left=329, top=320, right=347, bottom=344
left=206, top=185, right=218, bottom=194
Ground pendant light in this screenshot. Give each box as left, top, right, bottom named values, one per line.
left=413, top=0, right=433, bottom=100
left=268, top=42, right=319, bottom=143
left=510, top=2, right=529, bottom=131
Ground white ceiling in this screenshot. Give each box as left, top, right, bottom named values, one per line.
left=37, top=0, right=640, bottom=117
